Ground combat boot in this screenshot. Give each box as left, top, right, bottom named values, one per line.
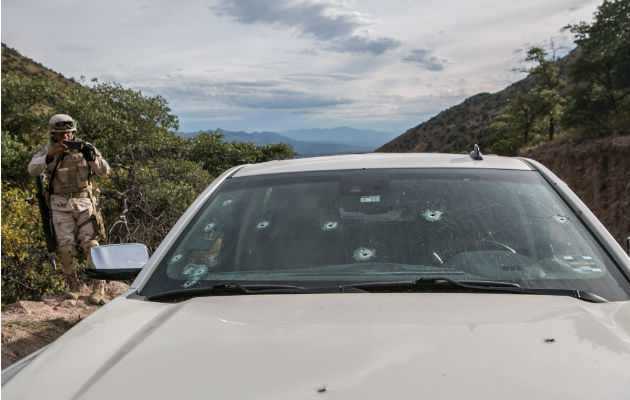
left=65, top=272, right=82, bottom=300
left=59, top=244, right=81, bottom=300
left=89, top=280, right=106, bottom=305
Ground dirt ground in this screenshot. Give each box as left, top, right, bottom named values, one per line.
left=1, top=281, right=129, bottom=369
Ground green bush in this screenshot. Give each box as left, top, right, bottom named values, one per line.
left=1, top=131, right=34, bottom=188
left=1, top=184, right=67, bottom=305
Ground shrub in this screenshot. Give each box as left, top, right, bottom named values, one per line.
left=1, top=184, right=67, bottom=305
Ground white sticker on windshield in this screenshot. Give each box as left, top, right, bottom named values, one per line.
left=354, top=247, right=375, bottom=262
left=360, top=195, right=381, bottom=203
left=561, top=255, right=601, bottom=274
left=182, top=264, right=209, bottom=288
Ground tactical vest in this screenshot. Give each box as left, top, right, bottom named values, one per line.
left=51, top=150, right=92, bottom=195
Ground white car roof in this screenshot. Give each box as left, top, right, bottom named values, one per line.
left=233, top=152, right=533, bottom=177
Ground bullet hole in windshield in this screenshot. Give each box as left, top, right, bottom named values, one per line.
left=554, top=215, right=569, bottom=224
left=423, top=209, right=444, bottom=222
left=322, top=221, right=339, bottom=231
left=169, top=254, right=183, bottom=264
left=204, top=223, right=216, bottom=233
left=222, top=199, right=233, bottom=207
left=182, top=264, right=209, bottom=288
left=256, top=220, right=271, bottom=230
left=204, top=222, right=219, bottom=240
left=354, top=247, right=375, bottom=262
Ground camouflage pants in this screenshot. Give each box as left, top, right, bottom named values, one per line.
left=50, top=195, right=99, bottom=274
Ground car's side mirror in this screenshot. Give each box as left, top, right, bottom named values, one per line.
left=86, top=243, right=149, bottom=280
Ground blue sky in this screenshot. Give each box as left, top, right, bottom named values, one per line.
left=2, top=0, right=601, bottom=134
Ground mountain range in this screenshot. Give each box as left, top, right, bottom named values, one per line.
left=184, top=127, right=399, bottom=157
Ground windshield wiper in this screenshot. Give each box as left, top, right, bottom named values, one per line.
left=147, top=278, right=608, bottom=303
left=342, top=277, right=608, bottom=303
left=147, top=282, right=370, bottom=301
left=342, top=277, right=519, bottom=291
left=146, top=283, right=307, bottom=301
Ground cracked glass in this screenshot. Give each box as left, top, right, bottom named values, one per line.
left=142, top=169, right=630, bottom=301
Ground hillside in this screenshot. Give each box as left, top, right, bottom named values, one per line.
left=1, top=43, right=78, bottom=90
left=377, top=50, right=578, bottom=154
left=376, top=79, right=534, bottom=153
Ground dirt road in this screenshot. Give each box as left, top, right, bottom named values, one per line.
left=2, top=282, right=129, bottom=368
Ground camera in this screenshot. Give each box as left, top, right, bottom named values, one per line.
left=64, top=140, right=84, bottom=150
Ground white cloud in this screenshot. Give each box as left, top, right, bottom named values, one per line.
left=403, top=49, right=452, bottom=71
left=213, top=0, right=400, bottom=55
left=0, top=0, right=603, bottom=133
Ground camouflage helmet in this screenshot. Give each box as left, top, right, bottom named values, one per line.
left=48, top=114, right=77, bottom=133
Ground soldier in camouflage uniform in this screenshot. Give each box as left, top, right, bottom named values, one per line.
left=28, top=114, right=110, bottom=305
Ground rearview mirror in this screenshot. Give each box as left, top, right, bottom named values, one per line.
left=86, top=243, right=149, bottom=280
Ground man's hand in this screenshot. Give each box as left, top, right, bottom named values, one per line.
left=81, top=142, right=97, bottom=162
left=46, top=142, right=68, bottom=163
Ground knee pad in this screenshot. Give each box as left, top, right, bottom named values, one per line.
left=81, top=240, right=99, bottom=253
left=81, top=240, right=100, bottom=268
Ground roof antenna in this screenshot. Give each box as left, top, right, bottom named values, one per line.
left=469, top=144, right=483, bottom=160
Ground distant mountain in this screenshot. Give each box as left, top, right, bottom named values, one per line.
left=376, top=49, right=578, bottom=154
left=280, top=127, right=399, bottom=148
left=183, top=127, right=397, bottom=157
left=202, top=130, right=375, bottom=157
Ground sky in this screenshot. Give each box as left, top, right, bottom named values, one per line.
left=2, top=0, right=602, bottom=134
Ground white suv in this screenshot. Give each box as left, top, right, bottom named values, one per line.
left=4, top=152, right=629, bottom=399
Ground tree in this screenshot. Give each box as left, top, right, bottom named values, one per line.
left=1, top=72, right=57, bottom=147
left=522, top=46, right=566, bottom=141
left=488, top=91, right=547, bottom=153
left=486, top=41, right=568, bottom=155
left=187, top=131, right=296, bottom=176
left=563, top=0, right=630, bottom=135
left=55, top=80, right=181, bottom=158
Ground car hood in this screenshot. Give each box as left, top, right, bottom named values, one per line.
left=4, top=293, right=630, bottom=399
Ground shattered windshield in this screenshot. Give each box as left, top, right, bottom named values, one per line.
left=141, top=168, right=629, bottom=301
